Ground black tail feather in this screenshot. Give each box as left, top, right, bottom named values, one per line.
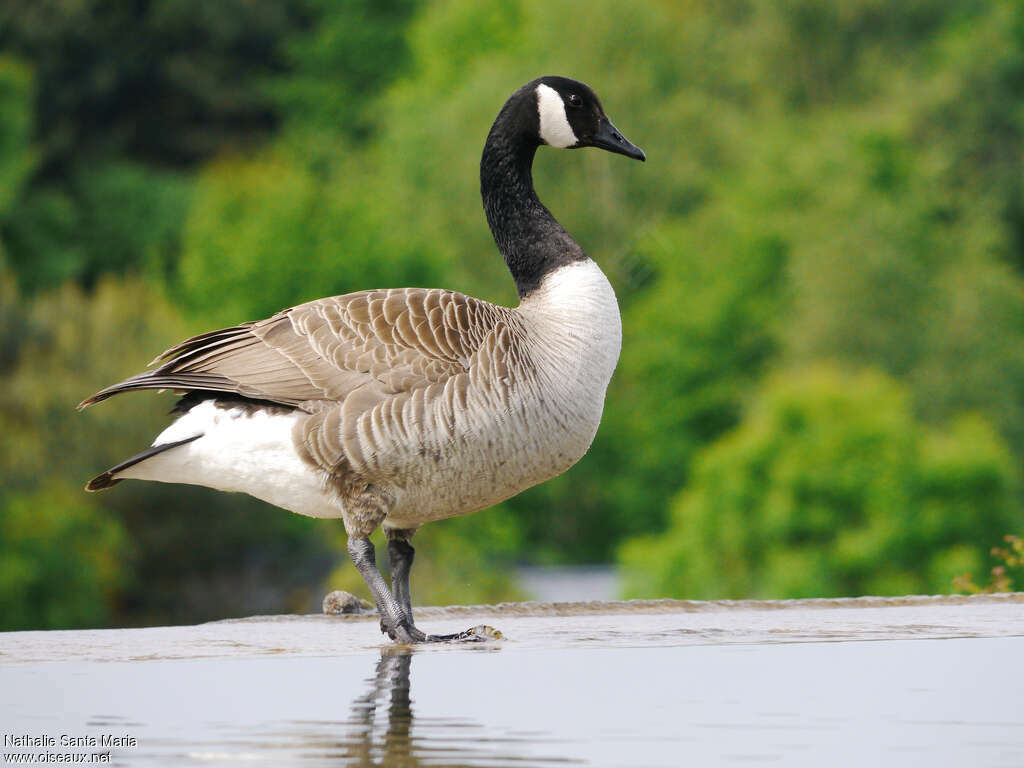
left=85, top=434, right=203, bottom=492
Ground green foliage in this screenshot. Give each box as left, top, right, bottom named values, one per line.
left=0, top=0, right=303, bottom=169
left=0, top=269, right=337, bottom=627
left=742, top=0, right=1024, bottom=454
left=0, top=55, right=34, bottom=218
left=0, top=269, right=145, bottom=629
left=4, top=163, right=192, bottom=292
left=954, top=534, right=1024, bottom=594
left=0, top=486, right=124, bottom=631
left=177, top=149, right=446, bottom=324
left=599, top=214, right=785, bottom=543
left=0, top=0, right=416, bottom=295
left=621, top=367, right=1022, bottom=599
left=270, top=0, right=416, bottom=141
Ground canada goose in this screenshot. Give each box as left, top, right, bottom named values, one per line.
left=80, top=76, right=645, bottom=643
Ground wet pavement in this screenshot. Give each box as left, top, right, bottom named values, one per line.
left=1, top=595, right=1022, bottom=766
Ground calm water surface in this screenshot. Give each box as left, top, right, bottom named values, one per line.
left=2, top=597, right=1022, bottom=767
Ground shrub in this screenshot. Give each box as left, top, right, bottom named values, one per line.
left=620, top=366, right=1021, bottom=599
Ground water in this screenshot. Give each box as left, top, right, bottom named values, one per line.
left=516, top=564, right=620, bottom=602
left=1, top=595, right=1023, bottom=767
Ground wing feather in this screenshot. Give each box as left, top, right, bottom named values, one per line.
left=79, top=288, right=513, bottom=429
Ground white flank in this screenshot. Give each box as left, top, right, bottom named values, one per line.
left=536, top=83, right=578, bottom=148
left=116, top=400, right=339, bottom=519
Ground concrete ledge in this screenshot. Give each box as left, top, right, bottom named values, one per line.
left=3, top=595, right=1023, bottom=766
left=2, top=592, right=1022, bottom=664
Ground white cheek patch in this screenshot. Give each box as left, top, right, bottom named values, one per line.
left=536, top=83, right=578, bottom=148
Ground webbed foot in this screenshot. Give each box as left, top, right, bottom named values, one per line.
left=425, top=624, right=503, bottom=642
left=379, top=620, right=503, bottom=644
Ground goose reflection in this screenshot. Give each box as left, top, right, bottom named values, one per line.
left=340, top=647, right=421, bottom=766
left=332, top=647, right=497, bottom=768
left=267, top=646, right=567, bottom=767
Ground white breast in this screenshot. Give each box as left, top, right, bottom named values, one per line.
left=517, top=259, right=622, bottom=457
left=518, top=259, right=623, bottom=390
left=382, top=259, right=622, bottom=528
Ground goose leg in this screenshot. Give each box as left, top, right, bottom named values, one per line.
left=386, top=535, right=417, bottom=625
left=386, top=533, right=485, bottom=640
left=348, top=536, right=503, bottom=643
left=347, top=537, right=425, bottom=643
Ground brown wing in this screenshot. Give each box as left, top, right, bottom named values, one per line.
left=79, top=287, right=511, bottom=411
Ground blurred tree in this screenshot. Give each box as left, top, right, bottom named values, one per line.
left=0, top=0, right=417, bottom=293
left=177, top=148, right=445, bottom=325
left=0, top=485, right=124, bottom=631
left=621, top=366, right=1022, bottom=599
left=953, top=534, right=1023, bottom=594
left=747, top=0, right=957, bottom=108
left=0, top=270, right=339, bottom=628
left=770, top=0, right=1024, bottom=464
left=0, top=269, right=130, bottom=630
left=4, top=163, right=192, bottom=293
left=269, top=0, right=416, bottom=143
left=0, top=55, right=34, bottom=217
left=0, top=0, right=301, bottom=171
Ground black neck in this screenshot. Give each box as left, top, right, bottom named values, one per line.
left=480, top=95, right=586, bottom=299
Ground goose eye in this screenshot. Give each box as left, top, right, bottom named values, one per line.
left=566, top=93, right=582, bottom=108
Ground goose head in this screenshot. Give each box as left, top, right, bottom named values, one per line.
left=533, top=76, right=645, bottom=161
left=480, top=76, right=646, bottom=298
